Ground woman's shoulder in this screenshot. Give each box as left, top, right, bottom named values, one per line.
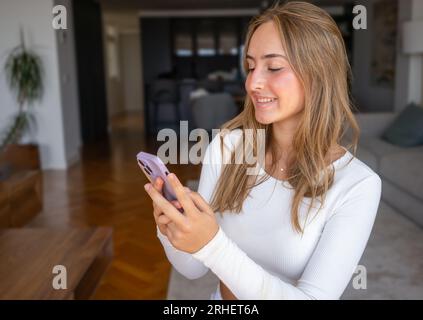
left=326, top=150, right=382, bottom=222
left=334, top=149, right=382, bottom=193
left=201, top=129, right=243, bottom=166
left=207, top=128, right=244, bottom=154
left=211, top=128, right=243, bottom=146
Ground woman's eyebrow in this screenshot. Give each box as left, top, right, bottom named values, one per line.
left=246, top=53, right=287, bottom=60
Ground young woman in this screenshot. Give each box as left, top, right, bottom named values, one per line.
left=144, top=1, right=382, bottom=300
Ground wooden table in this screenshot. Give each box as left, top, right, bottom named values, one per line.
left=0, top=227, right=113, bottom=300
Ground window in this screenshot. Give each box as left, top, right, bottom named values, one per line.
left=169, top=17, right=251, bottom=80
left=105, top=25, right=120, bottom=80
left=196, top=20, right=216, bottom=56
left=174, top=21, right=193, bottom=57
left=218, top=20, right=238, bottom=55
left=175, top=33, right=193, bottom=56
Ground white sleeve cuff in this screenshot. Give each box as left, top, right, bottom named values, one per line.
left=192, top=227, right=228, bottom=265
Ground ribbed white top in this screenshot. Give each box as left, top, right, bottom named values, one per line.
left=157, top=130, right=382, bottom=299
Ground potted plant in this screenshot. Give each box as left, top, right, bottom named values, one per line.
left=0, top=30, right=43, bottom=171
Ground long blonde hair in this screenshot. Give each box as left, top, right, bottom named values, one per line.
left=209, top=1, right=360, bottom=233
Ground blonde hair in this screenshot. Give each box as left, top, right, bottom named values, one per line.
left=209, top=1, right=360, bottom=233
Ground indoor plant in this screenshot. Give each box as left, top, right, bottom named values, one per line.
left=1, top=30, right=43, bottom=153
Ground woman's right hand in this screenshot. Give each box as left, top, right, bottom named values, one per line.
left=152, top=177, right=183, bottom=237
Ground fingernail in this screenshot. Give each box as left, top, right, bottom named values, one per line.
left=169, top=173, right=176, bottom=180
left=144, top=183, right=151, bottom=191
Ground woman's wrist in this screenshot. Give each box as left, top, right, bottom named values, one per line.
left=192, top=227, right=227, bottom=264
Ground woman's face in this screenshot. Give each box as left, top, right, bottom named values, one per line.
left=245, top=21, right=305, bottom=125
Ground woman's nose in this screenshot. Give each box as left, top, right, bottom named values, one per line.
left=248, top=71, right=265, bottom=91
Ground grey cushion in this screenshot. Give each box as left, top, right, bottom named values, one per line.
left=381, top=103, right=423, bottom=147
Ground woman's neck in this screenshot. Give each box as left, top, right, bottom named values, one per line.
left=270, top=115, right=302, bottom=154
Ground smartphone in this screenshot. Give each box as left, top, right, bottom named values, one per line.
left=136, top=151, right=177, bottom=202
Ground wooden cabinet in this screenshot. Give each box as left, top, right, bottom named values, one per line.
left=0, top=144, right=42, bottom=227
left=0, top=183, right=10, bottom=227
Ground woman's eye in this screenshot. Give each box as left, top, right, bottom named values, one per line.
left=247, top=67, right=282, bottom=73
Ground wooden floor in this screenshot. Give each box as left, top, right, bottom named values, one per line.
left=29, top=112, right=201, bottom=299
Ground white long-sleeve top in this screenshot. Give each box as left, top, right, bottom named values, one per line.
left=157, top=129, right=382, bottom=300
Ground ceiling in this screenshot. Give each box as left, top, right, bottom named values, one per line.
left=99, top=0, right=267, bottom=11
left=98, top=0, right=354, bottom=11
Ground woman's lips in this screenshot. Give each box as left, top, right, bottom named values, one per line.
left=255, top=98, right=277, bottom=109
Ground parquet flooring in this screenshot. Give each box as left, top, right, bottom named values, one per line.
left=28, top=112, right=201, bottom=299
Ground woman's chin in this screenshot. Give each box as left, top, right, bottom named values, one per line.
left=255, top=113, right=275, bottom=125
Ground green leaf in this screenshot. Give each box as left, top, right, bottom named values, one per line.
left=4, top=39, right=43, bottom=107
left=2, top=32, right=43, bottom=152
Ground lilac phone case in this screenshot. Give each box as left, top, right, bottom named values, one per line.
left=136, top=151, right=177, bottom=201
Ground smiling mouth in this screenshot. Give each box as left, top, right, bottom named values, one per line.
left=255, top=97, right=277, bottom=108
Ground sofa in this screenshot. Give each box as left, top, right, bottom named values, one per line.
left=344, top=112, right=423, bottom=227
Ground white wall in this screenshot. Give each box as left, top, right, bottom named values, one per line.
left=54, top=0, right=81, bottom=166
left=102, top=11, right=143, bottom=119
left=121, top=32, right=142, bottom=113
left=104, top=25, right=125, bottom=118
left=0, top=0, right=80, bottom=169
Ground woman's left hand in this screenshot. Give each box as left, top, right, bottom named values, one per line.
left=144, top=173, right=219, bottom=254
